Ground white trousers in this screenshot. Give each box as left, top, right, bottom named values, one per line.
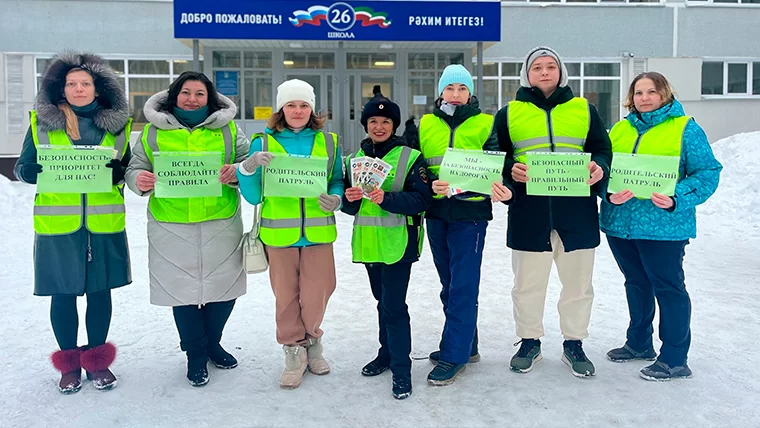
left=511, top=230, right=595, bottom=340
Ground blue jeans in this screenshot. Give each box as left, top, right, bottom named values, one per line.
left=427, top=218, right=487, bottom=365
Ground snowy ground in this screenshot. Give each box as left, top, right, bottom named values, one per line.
left=1, top=132, right=759, bottom=428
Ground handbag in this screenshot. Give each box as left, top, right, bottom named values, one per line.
left=241, top=203, right=268, bottom=274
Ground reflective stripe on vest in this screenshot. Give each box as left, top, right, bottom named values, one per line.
left=259, top=132, right=339, bottom=247
left=419, top=112, right=494, bottom=200
left=507, top=98, right=590, bottom=164
left=609, top=115, right=689, bottom=158
left=142, top=122, right=239, bottom=223
left=30, top=110, right=131, bottom=236
left=349, top=145, right=421, bottom=263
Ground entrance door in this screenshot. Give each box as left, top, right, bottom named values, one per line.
left=344, top=74, right=395, bottom=155
left=284, top=73, right=335, bottom=133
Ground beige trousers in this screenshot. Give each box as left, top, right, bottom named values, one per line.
left=511, top=231, right=595, bottom=340
left=266, top=244, right=337, bottom=346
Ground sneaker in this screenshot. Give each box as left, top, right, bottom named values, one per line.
left=562, top=340, right=596, bottom=378
left=607, top=345, right=657, bottom=363
left=640, top=361, right=692, bottom=381
left=208, top=345, right=238, bottom=369
left=361, top=356, right=390, bottom=377
left=427, top=360, right=466, bottom=386
left=392, top=375, right=412, bottom=400
left=428, top=350, right=481, bottom=365
left=510, top=339, right=542, bottom=373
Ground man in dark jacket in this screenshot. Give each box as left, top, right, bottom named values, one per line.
left=492, top=46, right=612, bottom=378
left=342, top=93, right=433, bottom=400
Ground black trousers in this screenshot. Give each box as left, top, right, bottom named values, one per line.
left=172, top=299, right=236, bottom=358
left=366, top=262, right=412, bottom=378
left=50, top=290, right=112, bottom=350
left=607, top=236, right=691, bottom=366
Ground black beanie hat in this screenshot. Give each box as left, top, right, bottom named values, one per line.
left=360, top=91, right=401, bottom=133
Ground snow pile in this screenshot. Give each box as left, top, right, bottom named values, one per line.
left=700, top=131, right=760, bottom=227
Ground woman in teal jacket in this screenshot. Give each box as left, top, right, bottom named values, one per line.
left=601, top=72, right=722, bottom=381
left=236, top=79, right=344, bottom=389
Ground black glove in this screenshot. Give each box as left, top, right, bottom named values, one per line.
left=105, top=159, right=125, bottom=185
left=20, top=162, right=43, bottom=184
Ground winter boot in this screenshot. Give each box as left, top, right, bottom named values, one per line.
left=51, top=348, right=82, bottom=394
left=639, top=361, right=692, bottom=381
left=181, top=337, right=209, bottom=387
left=361, top=356, right=390, bottom=377
left=186, top=352, right=209, bottom=387
left=280, top=345, right=308, bottom=389
left=305, top=337, right=330, bottom=375
left=80, top=343, right=118, bottom=391
left=510, top=339, right=542, bottom=373
left=607, top=344, right=657, bottom=363
left=392, top=375, right=412, bottom=400
left=427, top=360, right=466, bottom=386
left=562, top=340, right=596, bottom=378
left=208, top=345, right=238, bottom=370
left=429, top=330, right=480, bottom=364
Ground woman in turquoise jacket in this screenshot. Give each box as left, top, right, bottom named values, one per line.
left=601, top=72, right=722, bottom=381
left=236, top=79, right=344, bottom=389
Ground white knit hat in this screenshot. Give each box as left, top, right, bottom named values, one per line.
left=276, top=79, right=316, bottom=112
left=520, top=46, right=569, bottom=89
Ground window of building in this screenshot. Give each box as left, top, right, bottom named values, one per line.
left=407, top=52, right=467, bottom=120
left=35, top=56, right=206, bottom=130
left=211, top=51, right=274, bottom=121
left=474, top=60, right=622, bottom=128
left=701, top=60, right=760, bottom=96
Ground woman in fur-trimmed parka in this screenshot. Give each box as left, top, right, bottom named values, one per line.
left=125, top=71, right=250, bottom=387
left=13, top=51, right=132, bottom=394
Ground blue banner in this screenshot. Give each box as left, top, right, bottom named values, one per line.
left=174, top=0, right=501, bottom=42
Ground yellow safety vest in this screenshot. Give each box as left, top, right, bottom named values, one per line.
left=259, top=132, right=339, bottom=247
left=348, top=145, right=422, bottom=264
left=31, top=110, right=131, bottom=236
left=609, top=115, right=689, bottom=158
left=419, top=112, right=494, bottom=200
left=508, top=98, right=590, bottom=163
left=141, top=122, right=238, bottom=223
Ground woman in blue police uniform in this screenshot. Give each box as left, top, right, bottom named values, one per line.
left=342, top=92, right=433, bottom=399
left=14, top=52, right=132, bottom=394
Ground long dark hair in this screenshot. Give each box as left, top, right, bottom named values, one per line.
left=159, top=71, right=223, bottom=114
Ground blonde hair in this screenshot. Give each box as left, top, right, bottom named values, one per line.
left=624, top=72, right=675, bottom=113
left=266, top=110, right=326, bottom=132
left=58, top=102, right=80, bottom=140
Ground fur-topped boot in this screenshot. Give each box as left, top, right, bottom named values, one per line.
left=80, top=342, right=118, bottom=391
left=51, top=348, right=83, bottom=394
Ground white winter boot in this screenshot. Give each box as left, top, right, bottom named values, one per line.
left=306, top=337, right=330, bottom=375
left=279, top=345, right=308, bottom=389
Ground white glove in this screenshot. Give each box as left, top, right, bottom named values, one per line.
left=240, top=151, right=274, bottom=174
left=318, top=193, right=341, bottom=212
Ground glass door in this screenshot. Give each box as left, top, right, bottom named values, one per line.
left=345, top=73, right=395, bottom=155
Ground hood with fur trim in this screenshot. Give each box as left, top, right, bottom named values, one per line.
left=35, top=51, right=130, bottom=134
left=143, top=90, right=237, bottom=131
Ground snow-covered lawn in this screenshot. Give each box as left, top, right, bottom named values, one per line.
left=1, top=132, right=758, bottom=428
